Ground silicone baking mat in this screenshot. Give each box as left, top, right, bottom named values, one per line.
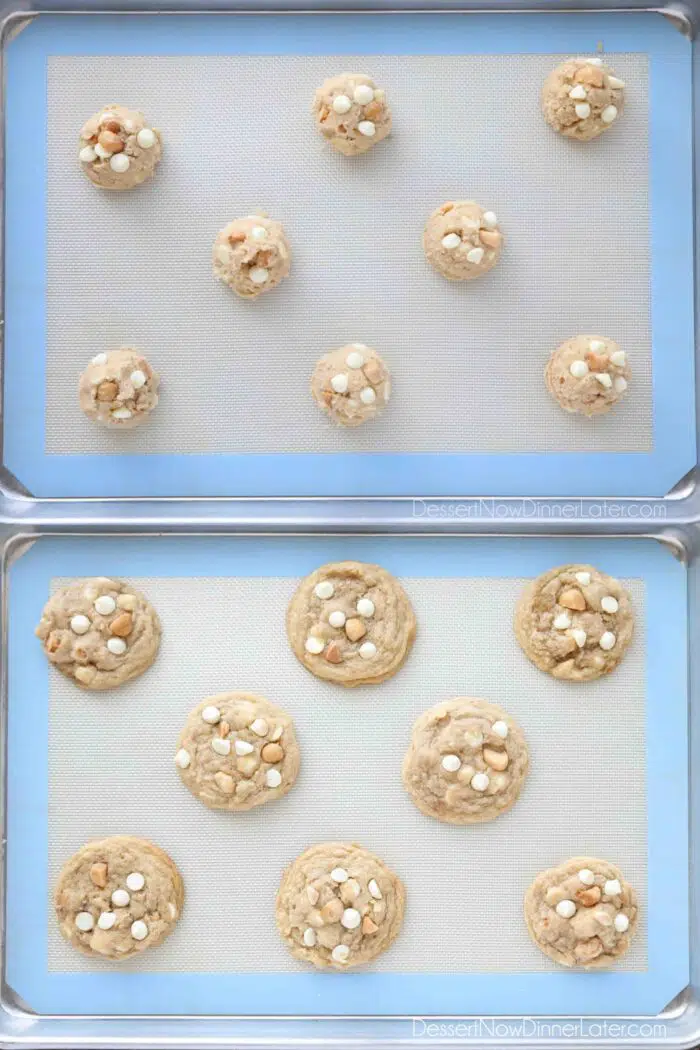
left=5, top=536, right=688, bottom=1015
left=2, top=13, right=694, bottom=498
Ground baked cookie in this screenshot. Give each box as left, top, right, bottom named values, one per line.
left=514, top=564, right=633, bottom=682
left=276, top=842, right=405, bottom=969
left=524, top=856, right=638, bottom=968
left=54, top=835, right=183, bottom=960
left=423, top=201, right=503, bottom=281
left=545, top=336, right=630, bottom=417
left=312, top=74, right=391, bottom=156
left=286, top=561, right=416, bottom=687
left=35, top=577, right=160, bottom=689
left=78, top=105, right=162, bottom=189
left=311, top=344, right=390, bottom=427
left=79, top=347, right=160, bottom=428
left=175, top=692, right=300, bottom=812
left=212, top=213, right=291, bottom=299
left=402, top=698, right=528, bottom=824
left=542, top=57, right=625, bottom=141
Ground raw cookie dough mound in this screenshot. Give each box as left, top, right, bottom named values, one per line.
left=545, top=335, right=630, bottom=417
left=79, top=347, right=160, bottom=429
left=402, top=698, right=529, bottom=824
left=287, top=561, right=416, bottom=687
left=524, top=856, right=638, bottom=968
left=276, top=842, right=405, bottom=969
left=55, top=835, right=183, bottom=960
left=515, top=564, right=633, bottom=682
left=423, top=201, right=503, bottom=281
left=175, top=693, right=300, bottom=812
left=542, top=57, right=625, bottom=141
left=35, top=577, right=160, bottom=690
left=78, top=105, right=162, bottom=189
left=212, top=213, right=291, bottom=299
left=313, top=74, right=391, bottom=156
left=311, top=344, right=390, bottom=427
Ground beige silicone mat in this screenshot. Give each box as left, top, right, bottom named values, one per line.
left=47, top=575, right=647, bottom=973
left=45, top=52, right=651, bottom=457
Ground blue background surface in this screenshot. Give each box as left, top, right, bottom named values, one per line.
left=5, top=536, right=689, bottom=1015
left=2, top=12, right=695, bottom=498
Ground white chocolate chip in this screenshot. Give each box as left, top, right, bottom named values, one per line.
left=126, top=872, right=145, bottom=892
left=97, top=911, right=116, bottom=930
left=130, top=369, right=146, bottom=389
left=599, top=632, right=616, bottom=651
left=441, top=233, right=461, bottom=250
left=353, top=84, right=375, bottom=105
left=124, top=120, right=134, bottom=132
left=466, top=247, right=485, bottom=264
left=359, top=641, right=377, bottom=659
left=570, top=628, right=587, bottom=648
left=331, top=944, right=350, bottom=963
left=575, top=572, right=591, bottom=586
left=553, top=613, right=571, bottom=629
left=601, top=105, right=618, bottom=124
left=94, top=595, right=116, bottom=615
left=360, top=387, right=376, bottom=405
left=441, top=754, right=461, bottom=772
left=341, top=907, right=361, bottom=929
left=106, top=637, right=127, bottom=655
left=594, top=372, right=612, bottom=388
left=578, top=868, right=596, bottom=885
left=270, top=726, right=284, bottom=741
left=358, top=120, right=376, bottom=137
left=111, top=409, right=132, bottom=420
left=235, top=739, right=255, bottom=756
left=136, top=128, right=156, bottom=149
left=329, top=610, right=346, bottom=628
left=305, top=635, right=325, bottom=654
left=315, top=581, right=334, bottom=599
left=607, top=76, right=625, bottom=89
left=249, top=267, right=268, bottom=285
left=601, top=596, right=619, bottom=614
left=470, top=772, right=489, bottom=792
left=614, top=913, right=629, bottom=932
left=332, top=95, right=352, bottom=114
left=556, top=899, right=576, bottom=919
left=211, top=737, right=231, bottom=756
left=250, top=718, right=269, bottom=737
left=346, top=351, right=364, bottom=369
left=610, top=350, right=626, bottom=366
left=614, top=376, right=627, bottom=393
left=491, top=721, right=508, bottom=739
left=79, top=146, right=97, bottom=163
left=175, top=749, right=191, bottom=769
left=331, top=374, right=349, bottom=394
left=70, top=614, right=91, bottom=635
left=569, top=360, right=589, bottom=378
left=356, top=598, right=375, bottom=617
left=575, top=102, right=591, bottom=119
left=266, top=768, right=282, bottom=788
left=130, top=920, right=148, bottom=941
left=604, top=878, right=622, bottom=896
left=368, top=878, right=382, bottom=899
left=331, top=867, right=348, bottom=883
left=111, top=889, right=130, bottom=908
left=569, top=85, right=587, bottom=100
left=251, top=226, right=267, bottom=241
left=589, top=340, right=605, bottom=352
left=109, top=153, right=130, bottom=173
left=92, top=353, right=107, bottom=365
left=75, top=911, right=94, bottom=931
left=94, top=143, right=111, bottom=159
left=303, top=928, right=317, bottom=947
left=201, top=705, right=221, bottom=725
left=482, top=211, right=498, bottom=228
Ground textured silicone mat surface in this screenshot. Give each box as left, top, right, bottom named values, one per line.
left=45, top=52, right=651, bottom=456
left=47, top=575, right=647, bottom=974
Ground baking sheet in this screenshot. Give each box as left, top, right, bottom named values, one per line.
left=4, top=537, right=689, bottom=1016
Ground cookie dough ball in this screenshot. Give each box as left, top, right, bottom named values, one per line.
left=78, top=105, right=162, bottom=190
left=514, top=564, right=633, bottom=682
left=287, top=561, right=416, bottom=687
left=212, top=213, right=291, bottom=299
left=423, top=201, right=503, bottom=281
left=402, top=698, right=528, bottom=824
left=55, top=835, right=183, bottom=960
left=35, top=577, right=160, bottom=690
left=313, top=74, right=391, bottom=156
left=79, top=347, right=159, bottom=429
left=311, top=344, right=390, bottom=427
left=276, top=842, right=405, bottom=970
left=524, top=857, right=638, bottom=968
left=545, top=335, right=630, bottom=417
left=175, top=693, right=300, bottom=812
left=542, top=57, right=625, bottom=141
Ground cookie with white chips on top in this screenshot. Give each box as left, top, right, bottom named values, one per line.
left=542, top=56, right=625, bottom=142
left=423, top=201, right=503, bottom=281
left=213, top=213, right=291, bottom=299
left=79, top=347, right=160, bottom=429
left=78, top=105, right=162, bottom=189
left=286, top=561, right=416, bottom=686
left=402, top=698, right=529, bottom=824
left=276, top=842, right=405, bottom=970
left=514, top=564, right=633, bottom=681
left=313, top=74, right=391, bottom=156
left=524, top=856, right=638, bottom=968
left=35, top=577, right=160, bottom=690
left=54, top=835, right=183, bottom=960
left=545, top=335, right=630, bottom=417
left=311, top=344, right=390, bottom=427
left=175, top=693, right=300, bottom=812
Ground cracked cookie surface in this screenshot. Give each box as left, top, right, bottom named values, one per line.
left=542, top=57, right=625, bottom=141
left=78, top=105, right=162, bottom=189
left=311, top=344, right=390, bottom=427
left=286, top=561, right=416, bottom=687
left=79, top=347, right=159, bottom=429
left=524, top=856, right=638, bottom=968
left=175, top=692, right=300, bottom=812
left=55, top=835, right=183, bottom=960
left=402, top=698, right=529, bottom=824
left=423, top=201, right=503, bottom=281
left=312, top=74, right=391, bottom=156
left=514, top=564, right=633, bottom=681
left=212, top=213, right=291, bottom=299
left=276, top=842, right=405, bottom=969
left=36, top=577, right=160, bottom=690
